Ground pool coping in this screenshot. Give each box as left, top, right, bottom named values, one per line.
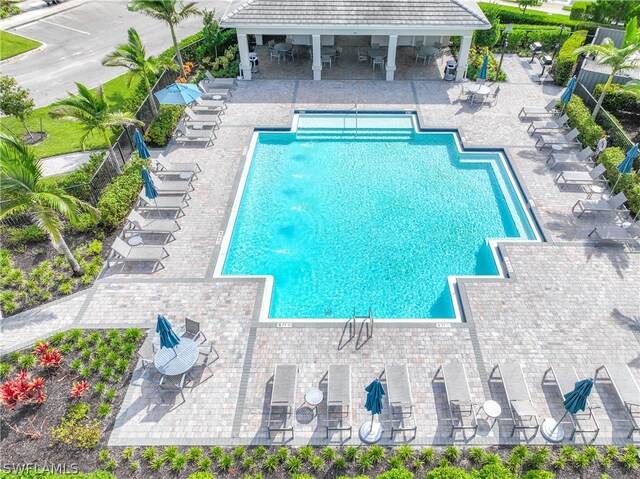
left=212, top=110, right=551, bottom=325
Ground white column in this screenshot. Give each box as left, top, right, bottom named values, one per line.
left=386, top=34, right=398, bottom=81
left=255, top=34, right=263, bottom=46
left=237, top=33, right=252, bottom=80
left=456, top=35, right=472, bottom=81
left=312, top=34, right=322, bottom=81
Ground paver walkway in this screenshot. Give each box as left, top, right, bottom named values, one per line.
left=2, top=59, right=638, bottom=447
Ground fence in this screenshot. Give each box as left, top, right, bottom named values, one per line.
left=592, top=26, right=625, bottom=48
left=576, top=65, right=632, bottom=95
left=574, top=81, right=634, bottom=151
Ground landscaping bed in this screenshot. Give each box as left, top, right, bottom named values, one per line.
left=0, top=328, right=146, bottom=472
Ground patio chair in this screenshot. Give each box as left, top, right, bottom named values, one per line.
left=126, top=210, right=180, bottom=239
left=198, top=81, right=232, bottom=98
left=321, top=55, right=332, bottom=69
left=181, top=317, right=207, bottom=342
left=373, top=56, right=385, bottom=71
left=416, top=49, right=428, bottom=64
left=175, top=122, right=216, bottom=147
left=326, top=364, right=352, bottom=438
left=486, top=86, right=501, bottom=106
left=594, top=364, right=640, bottom=438
left=385, top=364, right=417, bottom=437
left=588, top=222, right=640, bottom=246
left=433, top=363, right=478, bottom=436
left=542, top=366, right=600, bottom=440
left=528, top=114, right=569, bottom=135
left=459, top=85, right=472, bottom=102
left=555, top=163, right=607, bottom=189
left=489, top=364, right=540, bottom=437
left=153, top=154, right=201, bottom=180
left=185, top=107, right=222, bottom=125
left=150, top=171, right=193, bottom=195
left=535, top=128, right=580, bottom=149
left=371, top=42, right=380, bottom=49
left=192, top=341, right=219, bottom=376
left=334, top=46, right=343, bottom=61
left=137, top=191, right=188, bottom=213
left=267, top=364, right=298, bottom=438
left=136, top=339, right=155, bottom=371
left=518, top=99, right=558, bottom=119
left=357, top=51, right=368, bottom=63
left=107, top=237, right=169, bottom=271
left=572, top=192, right=628, bottom=218
left=158, top=372, right=188, bottom=403
left=546, top=147, right=593, bottom=169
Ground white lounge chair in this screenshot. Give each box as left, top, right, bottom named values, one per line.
left=153, top=154, right=201, bottom=181
left=528, top=114, right=569, bottom=134
left=519, top=99, right=558, bottom=119
left=202, top=72, right=237, bottom=89
left=572, top=192, right=628, bottom=218
left=267, top=364, right=298, bottom=439
left=385, top=364, right=417, bottom=437
left=434, top=363, right=478, bottom=436
left=175, top=122, right=216, bottom=147
left=489, top=364, right=540, bottom=437
left=184, top=107, right=222, bottom=125
left=535, top=128, right=580, bottom=149
left=198, top=81, right=232, bottom=98
left=588, top=221, right=640, bottom=246
left=193, top=97, right=227, bottom=111
left=149, top=171, right=192, bottom=195
left=595, top=364, right=640, bottom=438
left=326, top=364, right=352, bottom=438
left=137, top=191, right=188, bottom=214
left=546, top=147, right=593, bottom=169
left=107, top=237, right=168, bottom=271
left=555, top=163, right=607, bottom=189
left=126, top=210, right=180, bottom=237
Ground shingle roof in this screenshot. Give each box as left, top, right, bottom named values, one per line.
left=221, top=0, right=490, bottom=28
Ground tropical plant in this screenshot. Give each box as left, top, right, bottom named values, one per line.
left=0, top=134, right=99, bottom=274
left=102, top=28, right=177, bottom=115
left=0, top=75, right=35, bottom=140
left=127, top=0, right=201, bottom=76
left=49, top=82, right=142, bottom=169
left=517, top=0, right=546, bottom=15
left=574, top=17, right=640, bottom=118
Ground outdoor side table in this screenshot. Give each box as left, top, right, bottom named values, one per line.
left=127, top=235, right=143, bottom=246
left=480, top=400, right=501, bottom=429
left=305, top=388, right=323, bottom=406
left=154, top=338, right=199, bottom=376
left=587, top=184, right=607, bottom=200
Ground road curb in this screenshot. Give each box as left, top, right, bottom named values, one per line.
left=0, top=0, right=88, bottom=30
left=0, top=41, right=47, bottom=65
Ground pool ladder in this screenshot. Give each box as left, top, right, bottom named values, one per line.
left=338, top=308, right=373, bottom=350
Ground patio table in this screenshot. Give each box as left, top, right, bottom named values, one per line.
left=274, top=42, right=293, bottom=61
left=467, top=84, right=491, bottom=104
left=154, top=337, right=199, bottom=376
left=420, top=46, right=440, bottom=64
left=321, top=47, right=336, bottom=57
left=368, top=49, right=387, bottom=58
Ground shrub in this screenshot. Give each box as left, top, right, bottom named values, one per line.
left=520, top=471, right=555, bottom=479
left=5, top=225, right=47, bottom=246
left=564, top=96, right=605, bottom=148
left=54, top=152, right=107, bottom=201
left=188, top=473, right=214, bottom=479
left=474, top=7, right=500, bottom=48
left=0, top=371, right=46, bottom=410
left=50, top=403, right=101, bottom=449
left=376, top=467, right=414, bottom=479
left=147, top=104, right=185, bottom=147
left=570, top=3, right=587, bottom=21
left=554, top=30, right=587, bottom=86
left=465, top=47, right=507, bottom=82
left=426, top=465, right=471, bottom=479
left=594, top=83, right=640, bottom=115
left=471, top=463, right=515, bottom=479
left=96, top=156, right=148, bottom=228
left=478, top=2, right=598, bottom=30
left=597, top=146, right=640, bottom=214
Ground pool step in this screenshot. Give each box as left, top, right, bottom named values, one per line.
left=296, top=128, right=414, bottom=141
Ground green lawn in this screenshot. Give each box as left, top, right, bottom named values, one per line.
left=0, top=74, right=142, bottom=158
left=0, top=30, right=42, bottom=61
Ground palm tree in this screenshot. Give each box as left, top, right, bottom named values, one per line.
left=574, top=17, right=640, bottom=118
left=49, top=83, right=142, bottom=169
left=0, top=134, right=99, bottom=275
left=102, top=28, right=178, bottom=115
left=128, top=0, right=201, bottom=77
left=623, top=79, right=640, bottom=94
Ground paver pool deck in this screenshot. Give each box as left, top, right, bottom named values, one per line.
left=2, top=67, right=638, bottom=446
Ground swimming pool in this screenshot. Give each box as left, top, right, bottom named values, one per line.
left=218, top=113, right=540, bottom=320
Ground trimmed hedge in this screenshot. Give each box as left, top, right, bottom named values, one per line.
left=564, top=95, right=605, bottom=148
left=96, top=155, right=149, bottom=229
left=553, top=30, right=587, bottom=86
left=593, top=83, right=640, bottom=115
left=597, top=147, right=640, bottom=215
left=376, top=468, right=415, bottom=479
left=505, top=27, right=567, bottom=54
left=478, top=2, right=598, bottom=31
left=426, top=466, right=470, bottom=479
left=147, top=105, right=185, bottom=147
left=521, top=471, right=555, bottom=479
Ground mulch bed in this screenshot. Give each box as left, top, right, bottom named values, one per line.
left=22, top=131, right=47, bottom=146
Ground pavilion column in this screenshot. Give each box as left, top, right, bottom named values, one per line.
left=237, top=33, right=252, bottom=80
left=312, top=34, right=322, bottom=80
left=456, top=35, right=472, bottom=81
left=386, top=34, right=398, bottom=81
left=255, top=34, right=263, bottom=46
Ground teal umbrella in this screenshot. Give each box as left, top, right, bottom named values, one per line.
left=560, top=76, right=576, bottom=112
left=477, top=54, right=489, bottom=81
left=365, top=378, right=385, bottom=423
left=541, top=377, right=594, bottom=442
left=133, top=129, right=150, bottom=160
left=156, top=315, right=180, bottom=354
left=141, top=167, right=159, bottom=213
left=154, top=83, right=202, bottom=105
left=611, top=144, right=638, bottom=192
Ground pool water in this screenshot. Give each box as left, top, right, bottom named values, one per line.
left=222, top=114, right=537, bottom=319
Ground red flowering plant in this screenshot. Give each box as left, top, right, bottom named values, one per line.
left=69, top=381, right=90, bottom=398
left=38, top=350, right=62, bottom=368
left=33, top=341, right=49, bottom=356
left=0, top=371, right=47, bottom=410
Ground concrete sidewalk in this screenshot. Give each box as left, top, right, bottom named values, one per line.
left=0, top=0, right=87, bottom=29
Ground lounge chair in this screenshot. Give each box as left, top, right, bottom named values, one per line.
left=555, top=163, right=607, bottom=189
left=588, top=222, right=640, bottom=246
left=185, top=107, right=222, bottom=125
left=326, top=364, right=352, bottom=438
left=518, top=99, right=558, bottom=119
left=202, top=72, right=237, bottom=89
left=433, top=363, right=478, bottom=436
left=193, top=96, right=227, bottom=111
left=175, top=123, right=216, bottom=147
left=572, top=192, right=628, bottom=218
left=528, top=114, right=569, bottom=134
left=546, top=147, right=593, bottom=169
left=595, top=364, right=640, bottom=438
left=198, top=81, right=232, bottom=98
left=535, top=128, right=580, bottom=149
left=489, top=364, right=540, bottom=437
left=137, top=191, right=188, bottom=214
left=542, top=366, right=600, bottom=439
left=267, top=364, right=298, bottom=438
left=153, top=154, right=200, bottom=181
left=385, top=364, right=417, bottom=437
left=158, top=372, right=188, bottom=403
left=126, top=210, right=180, bottom=239
left=150, top=171, right=193, bottom=195
left=107, top=237, right=168, bottom=271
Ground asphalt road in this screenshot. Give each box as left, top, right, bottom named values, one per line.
left=1, top=0, right=231, bottom=107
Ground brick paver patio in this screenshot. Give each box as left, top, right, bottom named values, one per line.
left=2, top=57, right=638, bottom=447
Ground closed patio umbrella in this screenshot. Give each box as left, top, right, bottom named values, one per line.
left=141, top=167, right=159, bottom=213
left=154, top=83, right=203, bottom=105
left=359, top=378, right=385, bottom=444
left=156, top=314, right=180, bottom=356
left=560, top=76, right=576, bottom=113
left=477, top=54, right=489, bottom=82
left=611, top=144, right=638, bottom=193
left=541, top=377, right=594, bottom=442
left=133, top=129, right=150, bottom=160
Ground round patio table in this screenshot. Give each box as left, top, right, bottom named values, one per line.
left=274, top=42, right=293, bottom=53
left=368, top=49, right=387, bottom=58
left=154, top=338, right=199, bottom=376
left=321, top=47, right=336, bottom=57
left=467, top=84, right=491, bottom=104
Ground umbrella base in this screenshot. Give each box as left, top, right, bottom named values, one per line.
left=359, top=421, right=383, bottom=444
left=541, top=418, right=565, bottom=443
